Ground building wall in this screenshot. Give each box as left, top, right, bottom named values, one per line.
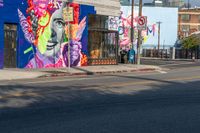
left=0, top=0, right=96, bottom=69
left=120, top=6, right=178, bottom=50
left=178, top=8, right=200, bottom=38
left=70, top=0, right=121, bottom=16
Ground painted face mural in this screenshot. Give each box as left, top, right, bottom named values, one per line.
left=44, top=6, right=65, bottom=57
left=18, top=0, right=88, bottom=68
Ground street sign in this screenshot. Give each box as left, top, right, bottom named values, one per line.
left=63, top=7, right=74, bottom=22
left=137, top=16, right=147, bottom=30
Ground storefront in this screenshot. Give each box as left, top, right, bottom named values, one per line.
left=88, top=15, right=119, bottom=65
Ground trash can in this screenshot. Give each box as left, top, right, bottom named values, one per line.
left=128, top=49, right=135, bottom=64
left=120, top=50, right=128, bottom=63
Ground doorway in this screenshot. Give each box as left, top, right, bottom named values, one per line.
left=4, top=24, right=17, bottom=68
left=88, top=30, right=118, bottom=65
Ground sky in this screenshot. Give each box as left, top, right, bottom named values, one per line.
left=128, top=0, right=200, bottom=7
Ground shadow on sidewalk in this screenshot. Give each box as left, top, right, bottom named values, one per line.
left=72, top=66, right=94, bottom=75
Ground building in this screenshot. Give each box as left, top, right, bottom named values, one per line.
left=178, top=8, right=200, bottom=39
left=0, top=0, right=121, bottom=69
left=167, top=0, right=184, bottom=7
left=120, top=0, right=184, bottom=7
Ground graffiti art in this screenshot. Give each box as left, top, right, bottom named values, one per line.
left=18, top=0, right=88, bottom=68
left=119, top=10, right=157, bottom=51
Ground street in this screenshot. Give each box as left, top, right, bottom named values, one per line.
left=0, top=63, right=200, bottom=133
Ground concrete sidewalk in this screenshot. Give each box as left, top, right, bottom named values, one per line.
left=0, top=64, right=161, bottom=81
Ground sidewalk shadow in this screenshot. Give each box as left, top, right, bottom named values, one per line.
left=72, top=66, right=94, bottom=75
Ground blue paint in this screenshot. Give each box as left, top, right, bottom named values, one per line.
left=79, top=5, right=96, bottom=56
left=0, top=0, right=28, bottom=69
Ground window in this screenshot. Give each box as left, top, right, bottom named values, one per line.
left=198, top=15, right=200, bottom=22
left=181, top=14, right=190, bottom=21
left=198, top=25, right=200, bottom=31
left=88, top=15, right=108, bottom=30
left=181, top=25, right=190, bottom=32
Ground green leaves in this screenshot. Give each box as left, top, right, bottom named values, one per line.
left=181, top=35, right=200, bottom=50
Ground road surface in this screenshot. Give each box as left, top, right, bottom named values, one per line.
left=0, top=64, right=200, bottom=133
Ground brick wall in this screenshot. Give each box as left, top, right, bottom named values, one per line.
left=178, top=8, right=200, bottom=38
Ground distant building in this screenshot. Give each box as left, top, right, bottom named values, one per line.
left=153, top=0, right=164, bottom=6
left=167, top=0, right=184, bottom=7
left=152, top=0, right=184, bottom=7
left=178, top=8, right=200, bottom=39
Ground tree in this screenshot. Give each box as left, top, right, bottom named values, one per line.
left=181, top=35, right=200, bottom=59
left=181, top=35, right=200, bottom=50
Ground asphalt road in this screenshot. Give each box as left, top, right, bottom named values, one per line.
left=0, top=64, right=200, bottom=133
left=141, top=58, right=200, bottom=69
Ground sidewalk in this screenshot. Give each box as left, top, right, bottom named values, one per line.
left=0, top=64, right=161, bottom=81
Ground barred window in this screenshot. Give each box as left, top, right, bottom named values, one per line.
left=181, top=25, right=190, bottom=32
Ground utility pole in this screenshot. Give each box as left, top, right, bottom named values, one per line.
left=131, top=0, right=134, bottom=50
left=137, top=0, right=143, bottom=65
left=66, top=3, right=71, bottom=70
left=131, top=0, right=135, bottom=64
left=157, top=21, right=162, bottom=52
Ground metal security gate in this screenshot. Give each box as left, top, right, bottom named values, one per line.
left=4, top=24, right=17, bottom=68
left=88, top=30, right=119, bottom=65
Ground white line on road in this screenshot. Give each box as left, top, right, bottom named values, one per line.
left=156, top=70, right=168, bottom=74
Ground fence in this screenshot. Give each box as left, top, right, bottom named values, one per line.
left=142, top=47, right=200, bottom=59
left=142, top=48, right=171, bottom=59
left=175, top=47, right=200, bottom=59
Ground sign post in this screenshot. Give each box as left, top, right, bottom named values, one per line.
left=136, top=0, right=144, bottom=65
left=63, top=5, right=74, bottom=70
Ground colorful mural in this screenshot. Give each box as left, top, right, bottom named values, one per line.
left=119, top=6, right=178, bottom=51
left=119, top=9, right=157, bottom=51
left=16, top=0, right=95, bottom=68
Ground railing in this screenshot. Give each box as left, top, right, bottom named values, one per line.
left=142, top=46, right=200, bottom=59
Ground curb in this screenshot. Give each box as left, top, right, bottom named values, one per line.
left=39, top=68, right=158, bottom=78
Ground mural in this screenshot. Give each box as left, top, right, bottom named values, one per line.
left=0, top=0, right=3, bottom=7
left=17, top=0, right=95, bottom=68
left=108, top=16, right=119, bottom=31
left=119, top=9, right=157, bottom=51
left=119, top=6, right=178, bottom=51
